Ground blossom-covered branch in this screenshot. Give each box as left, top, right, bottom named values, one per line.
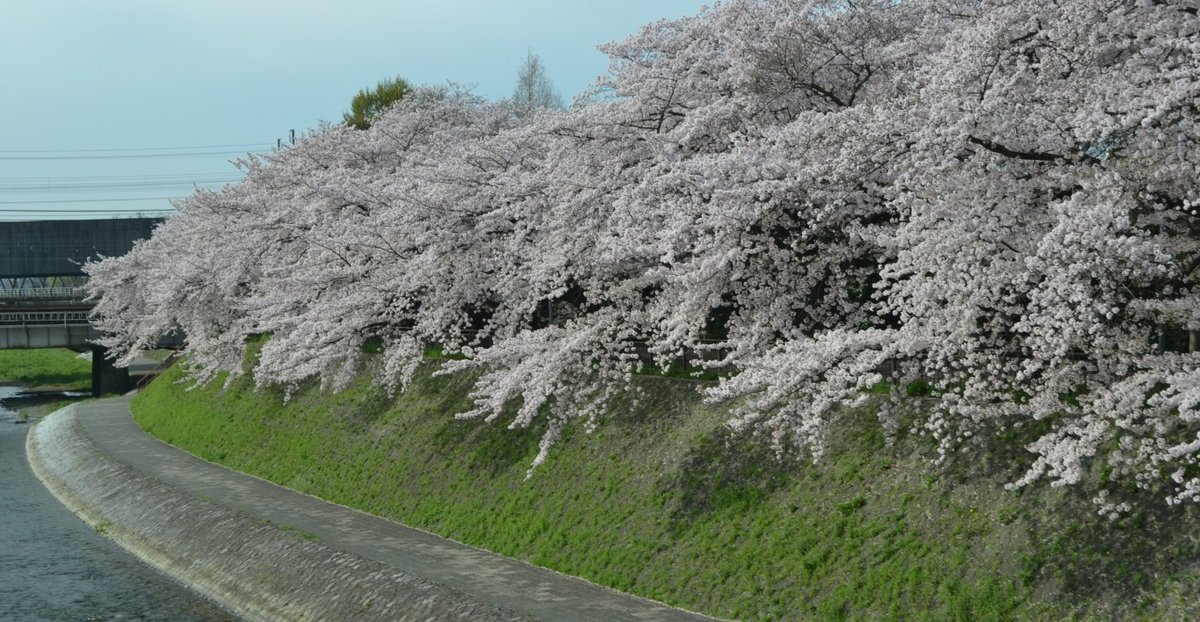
left=87, top=0, right=1200, bottom=507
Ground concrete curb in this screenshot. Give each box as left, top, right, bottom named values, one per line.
left=27, top=404, right=527, bottom=622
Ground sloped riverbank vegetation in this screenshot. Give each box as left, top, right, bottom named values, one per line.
left=133, top=348, right=1200, bottom=621
left=0, top=349, right=90, bottom=391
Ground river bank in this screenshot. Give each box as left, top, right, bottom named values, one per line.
left=0, top=347, right=94, bottom=423
left=0, top=387, right=232, bottom=621
left=27, top=397, right=710, bottom=621
left=126, top=346, right=1200, bottom=621
left=0, top=386, right=89, bottom=422
left=0, top=349, right=91, bottom=392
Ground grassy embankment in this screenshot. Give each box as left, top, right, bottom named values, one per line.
left=0, top=349, right=90, bottom=391
left=132, top=344, right=1200, bottom=621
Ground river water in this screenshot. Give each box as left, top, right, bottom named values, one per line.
left=0, top=386, right=234, bottom=621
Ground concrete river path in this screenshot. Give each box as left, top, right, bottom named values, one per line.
left=24, top=395, right=719, bottom=621
left=0, top=386, right=232, bottom=621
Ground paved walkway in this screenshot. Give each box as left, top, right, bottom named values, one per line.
left=55, top=397, right=716, bottom=621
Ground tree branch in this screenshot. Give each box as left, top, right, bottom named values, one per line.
left=967, top=135, right=1064, bottom=162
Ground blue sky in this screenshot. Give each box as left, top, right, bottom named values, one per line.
left=0, top=0, right=710, bottom=220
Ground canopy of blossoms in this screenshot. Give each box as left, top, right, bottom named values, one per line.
left=87, top=0, right=1200, bottom=508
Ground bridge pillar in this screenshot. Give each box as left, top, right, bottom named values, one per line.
left=91, top=346, right=131, bottom=397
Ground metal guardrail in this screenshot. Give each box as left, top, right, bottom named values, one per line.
left=0, top=310, right=91, bottom=325
left=0, top=287, right=87, bottom=300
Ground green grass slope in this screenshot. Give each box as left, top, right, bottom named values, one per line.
left=0, top=348, right=90, bottom=390
left=132, top=351, right=1200, bottom=621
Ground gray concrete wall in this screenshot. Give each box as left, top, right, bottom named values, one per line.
left=0, top=218, right=160, bottom=277
left=0, top=324, right=98, bottom=349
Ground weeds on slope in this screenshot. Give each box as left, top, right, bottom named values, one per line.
left=133, top=345, right=1200, bottom=621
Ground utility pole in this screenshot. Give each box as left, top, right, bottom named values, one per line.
left=290, top=129, right=296, bottom=145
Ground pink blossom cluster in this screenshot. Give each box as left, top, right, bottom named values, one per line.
left=87, top=0, right=1200, bottom=500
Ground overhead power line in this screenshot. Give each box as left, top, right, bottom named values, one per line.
left=0, top=142, right=274, bottom=153
left=0, top=197, right=186, bottom=205
left=0, top=179, right=241, bottom=193
left=0, top=150, right=266, bottom=161
left=0, top=172, right=241, bottom=182
left=0, top=208, right=175, bottom=214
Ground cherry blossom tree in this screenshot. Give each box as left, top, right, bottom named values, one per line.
left=86, top=0, right=1200, bottom=503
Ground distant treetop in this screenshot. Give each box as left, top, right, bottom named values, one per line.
left=511, top=51, right=563, bottom=114
left=343, top=77, right=413, bottom=130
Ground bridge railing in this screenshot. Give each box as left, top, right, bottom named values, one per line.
left=0, top=287, right=88, bottom=300
left=0, top=310, right=92, bottom=326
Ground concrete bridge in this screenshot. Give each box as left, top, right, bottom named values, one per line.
left=0, top=218, right=172, bottom=395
